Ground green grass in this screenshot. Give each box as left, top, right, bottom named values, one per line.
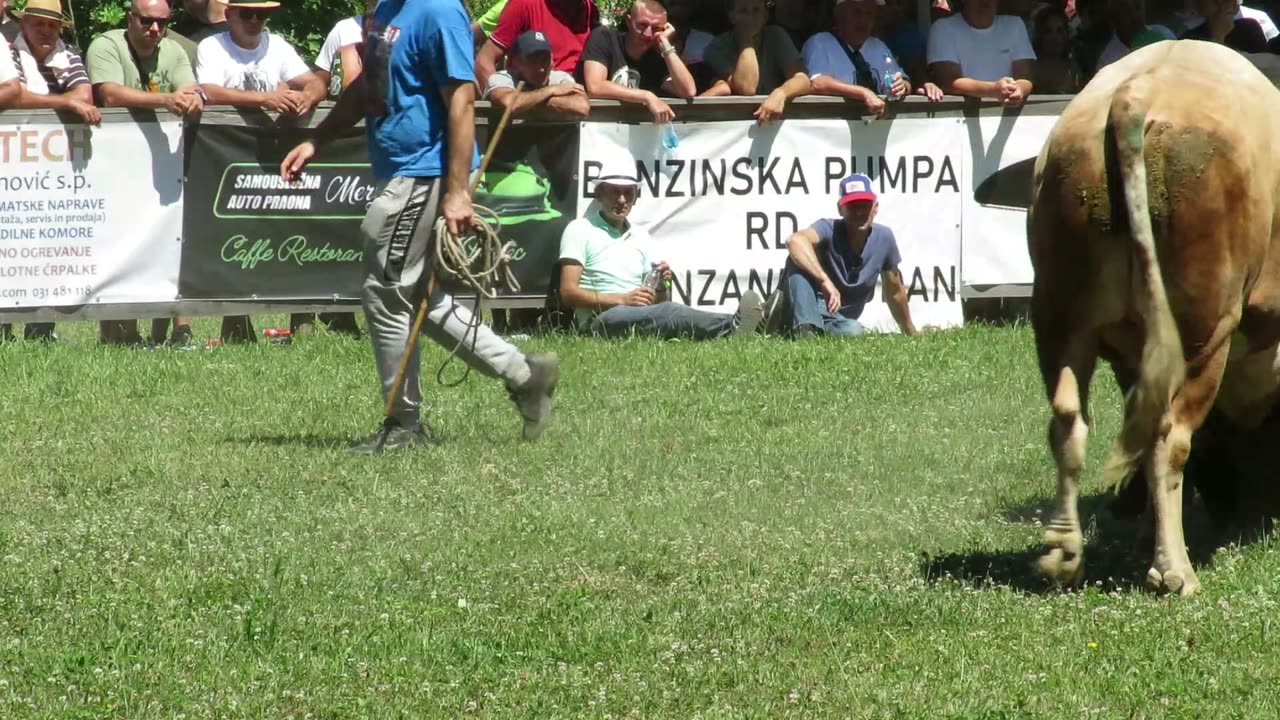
left=1, top=318, right=1279, bottom=718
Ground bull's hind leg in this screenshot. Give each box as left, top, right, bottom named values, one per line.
left=1035, top=333, right=1098, bottom=588
left=1145, top=324, right=1234, bottom=596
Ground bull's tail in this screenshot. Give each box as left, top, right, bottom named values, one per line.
left=1101, top=76, right=1185, bottom=492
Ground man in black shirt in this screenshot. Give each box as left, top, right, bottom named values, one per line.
left=577, top=0, right=695, bottom=122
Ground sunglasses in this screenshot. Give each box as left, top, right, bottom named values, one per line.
left=130, top=11, right=170, bottom=27
left=237, top=8, right=273, bottom=21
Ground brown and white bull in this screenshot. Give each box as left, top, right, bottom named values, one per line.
left=1027, top=40, right=1280, bottom=595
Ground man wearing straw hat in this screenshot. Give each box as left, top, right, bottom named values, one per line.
left=0, top=0, right=98, bottom=344
left=280, top=0, right=560, bottom=454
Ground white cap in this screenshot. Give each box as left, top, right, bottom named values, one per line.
left=591, top=148, right=640, bottom=191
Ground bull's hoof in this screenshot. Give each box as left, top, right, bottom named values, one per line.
left=1145, top=566, right=1201, bottom=596
left=1037, top=526, right=1084, bottom=588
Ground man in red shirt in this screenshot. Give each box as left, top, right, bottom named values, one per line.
left=476, top=0, right=599, bottom=90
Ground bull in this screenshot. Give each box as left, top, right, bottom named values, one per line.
left=1027, top=40, right=1280, bottom=595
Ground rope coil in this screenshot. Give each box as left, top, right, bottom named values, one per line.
left=431, top=204, right=521, bottom=299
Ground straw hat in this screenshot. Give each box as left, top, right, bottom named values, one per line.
left=12, top=0, right=73, bottom=26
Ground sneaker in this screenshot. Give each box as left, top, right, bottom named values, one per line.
left=732, top=291, right=765, bottom=335
left=507, top=352, right=559, bottom=442
left=348, top=418, right=435, bottom=455
left=762, top=287, right=787, bottom=335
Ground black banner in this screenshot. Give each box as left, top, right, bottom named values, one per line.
left=179, top=119, right=578, bottom=302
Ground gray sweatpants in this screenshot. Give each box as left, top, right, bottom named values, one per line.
left=362, top=176, right=531, bottom=426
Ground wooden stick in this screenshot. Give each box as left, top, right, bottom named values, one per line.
left=382, top=81, right=526, bottom=420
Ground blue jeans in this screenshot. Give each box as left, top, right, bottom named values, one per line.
left=786, top=272, right=866, bottom=337
left=588, top=302, right=737, bottom=340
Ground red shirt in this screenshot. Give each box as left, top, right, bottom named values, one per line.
left=489, top=0, right=600, bottom=74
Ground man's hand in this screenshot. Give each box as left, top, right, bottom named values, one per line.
left=69, top=99, right=101, bottom=125
left=890, top=72, right=909, bottom=98
left=997, top=77, right=1025, bottom=107
left=918, top=82, right=944, bottom=102
left=753, top=89, right=787, bottom=125
left=820, top=277, right=841, bottom=314
left=863, top=89, right=887, bottom=116
left=280, top=140, right=317, bottom=181
left=553, top=82, right=586, bottom=97
left=263, top=90, right=297, bottom=114
left=623, top=287, right=656, bottom=306
left=656, top=260, right=673, bottom=282
left=658, top=22, right=677, bottom=48
left=644, top=92, right=675, bottom=122
left=441, top=189, right=473, bottom=238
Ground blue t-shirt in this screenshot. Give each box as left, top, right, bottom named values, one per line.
left=363, top=0, right=481, bottom=179
left=790, top=219, right=902, bottom=320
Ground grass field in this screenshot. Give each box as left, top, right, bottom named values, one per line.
left=2, top=318, right=1279, bottom=719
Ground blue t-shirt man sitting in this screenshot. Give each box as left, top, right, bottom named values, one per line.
left=771, top=173, right=918, bottom=337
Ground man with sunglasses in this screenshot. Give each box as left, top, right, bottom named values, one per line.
left=195, top=0, right=323, bottom=117
left=86, top=0, right=202, bottom=347
left=279, top=0, right=561, bottom=453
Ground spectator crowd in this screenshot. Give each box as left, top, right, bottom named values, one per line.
left=1, top=0, right=1278, bottom=343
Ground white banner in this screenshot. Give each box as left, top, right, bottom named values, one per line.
left=0, top=120, right=183, bottom=310
left=960, top=113, right=1057, bottom=287
left=578, top=117, right=965, bottom=332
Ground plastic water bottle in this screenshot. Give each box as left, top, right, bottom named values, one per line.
left=643, top=262, right=663, bottom=292
left=660, top=121, right=679, bottom=150
left=882, top=67, right=899, bottom=101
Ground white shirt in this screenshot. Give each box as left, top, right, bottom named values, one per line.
left=926, top=14, right=1036, bottom=82
left=196, top=31, right=310, bottom=92
left=315, top=16, right=362, bottom=72
left=803, top=32, right=903, bottom=90
left=0, top=37, right=17, bottom=84
left=1096, top=25, right=1176, bottom=70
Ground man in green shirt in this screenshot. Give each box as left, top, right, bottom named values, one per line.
left=86, top=0, right=203, bottom=346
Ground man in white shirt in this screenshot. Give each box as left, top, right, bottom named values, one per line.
left=802, top=0, right=942, bottom=116
left=926, top=0, right=1036, bottom=106
left=196, top=0, right=324, bottom=114
left=196, top=0, right=326, bottom=343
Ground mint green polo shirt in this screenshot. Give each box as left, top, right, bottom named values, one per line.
left=558, top=209, right=656, bottom=322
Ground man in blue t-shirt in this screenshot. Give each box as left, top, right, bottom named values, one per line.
left=280, top=0, right=559, bottom=454
left=770, top=173, right=918, bottom=337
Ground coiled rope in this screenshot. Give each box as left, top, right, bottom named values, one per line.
left=430, top=203, right=521, bottom=387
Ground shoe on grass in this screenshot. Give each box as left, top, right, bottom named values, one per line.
left=733, top=291, right=765, bottom=335
left=349, top=418, right=435, bottom=455
left=507, top=352, right=559, bottom=442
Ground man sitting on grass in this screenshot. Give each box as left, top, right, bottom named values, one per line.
left=557, top=152, right=764, bottom=339
left=767, top=173, right=917, bottom=337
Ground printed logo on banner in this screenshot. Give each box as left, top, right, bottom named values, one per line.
left=576, top=119, right=966, bottom=332
left=213, top=162, right=376, bottom=220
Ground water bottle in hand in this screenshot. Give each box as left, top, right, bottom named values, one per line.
left=643, top=262, right=664, bottom=292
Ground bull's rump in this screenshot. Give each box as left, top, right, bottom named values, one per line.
left=1029, top=40, right=1280, bottom=345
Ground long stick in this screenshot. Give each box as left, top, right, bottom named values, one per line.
left=383, top=81, right=526, bottom=420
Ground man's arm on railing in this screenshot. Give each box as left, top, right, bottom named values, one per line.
left=754, top=70, right=810, bottom=124
left=11, top=83, right=100, bottom=123
left=810, top=74, right=885, bottom=112
left=201, top=83, right=293, bottom=112
left=582, top=59, right=673, bottom=121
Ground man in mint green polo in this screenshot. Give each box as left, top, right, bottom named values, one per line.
left=556, top=152, right=764, bottom=339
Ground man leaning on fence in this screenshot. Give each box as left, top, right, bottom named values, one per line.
left=86, top=0, right=204, bottom=347
left=196, top=0, right=326, bottom=343
left=767, top=173, right=917, bottom=338
left=557, top=152, right=766, bottom=340
left=702, top=0, right=811, bottom=124
left=280, top=0, right=560, bottom=454
left=0, top=0, right=98, bottom=344
left=484, top=29, right=589, bottom=118
left=577, top=0, right=696, bottom=123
